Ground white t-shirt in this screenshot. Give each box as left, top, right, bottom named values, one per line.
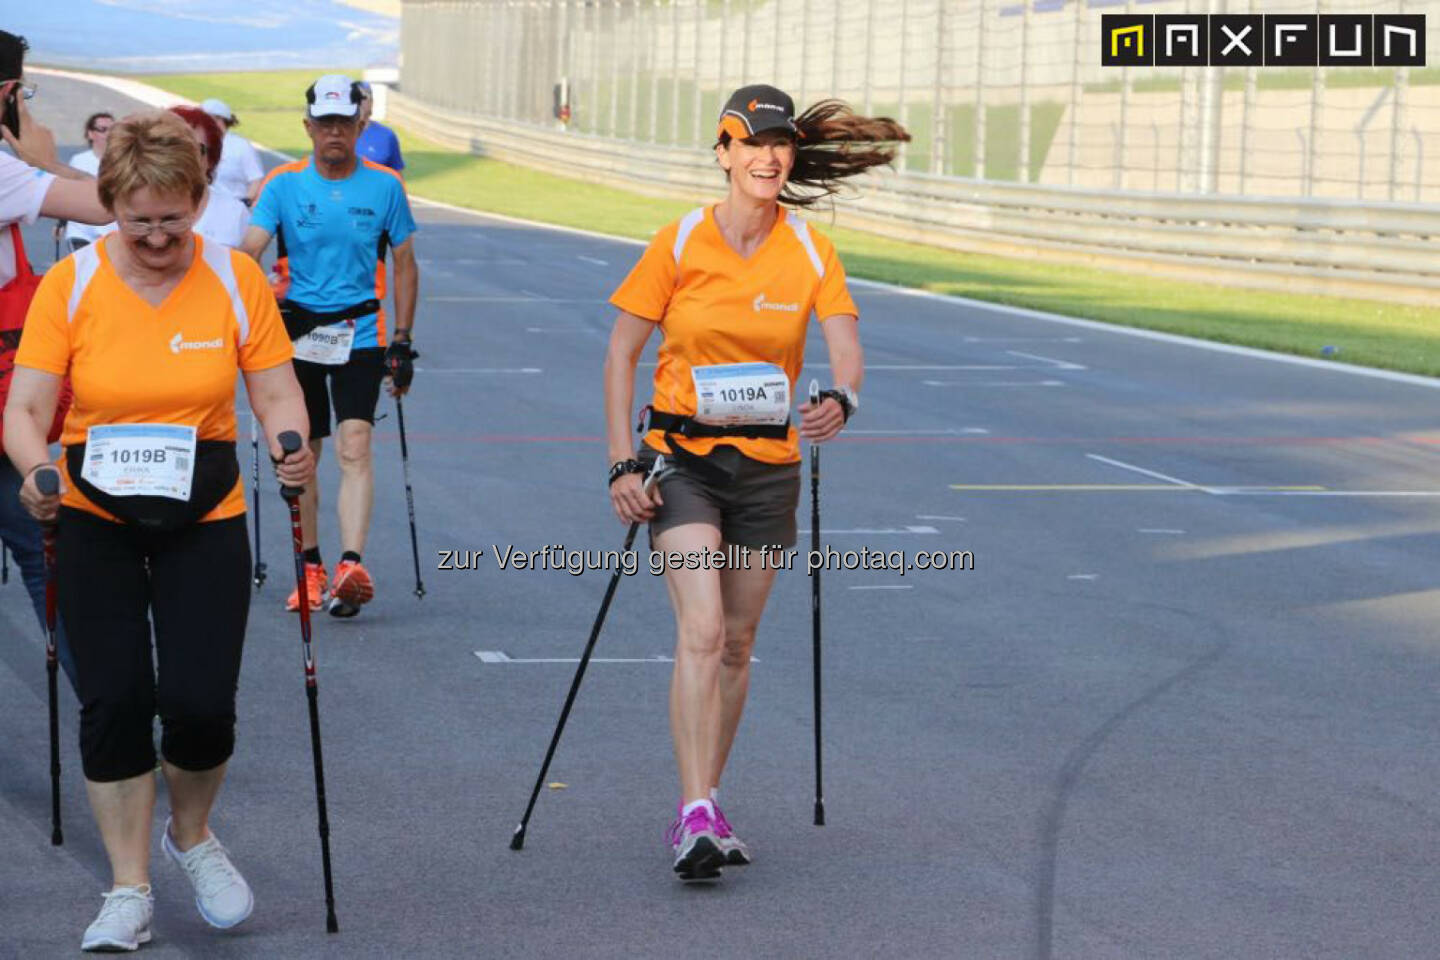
left=214, top=132, right=264, bottom=202
left=63, top=149, right=113, bottom=246
left=194, top=187, right=251, bottom=248
left=0, top=151, right=55, bottom=287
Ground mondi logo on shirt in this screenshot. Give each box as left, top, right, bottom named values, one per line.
left=170, top=332, right=224, bottom=354
left=753, top=293, right=801, bottom=314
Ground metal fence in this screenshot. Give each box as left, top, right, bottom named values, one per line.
left=401, top=0, right=1440, bottom=203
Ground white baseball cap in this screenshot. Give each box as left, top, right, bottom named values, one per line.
left=306, top=74, right=361, bottom=119
left=200, top=98, right=235, bottom=123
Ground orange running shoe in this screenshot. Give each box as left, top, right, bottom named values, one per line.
left=285, top=562, right=328, bottom=612
left=331, top=560, right=375, bottom=608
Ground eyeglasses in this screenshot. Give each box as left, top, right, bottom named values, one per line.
left=90, top=124, right=113, bottom=135
left=116, top=216, right=193, bottom=238
left=309, top=116, right=357, bottom=132
left=0, top=79, right=37, bottom=101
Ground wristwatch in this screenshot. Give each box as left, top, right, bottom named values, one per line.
left=608, top=459, right=646, bottom=487
left=820, top=386, right=859, bottom=423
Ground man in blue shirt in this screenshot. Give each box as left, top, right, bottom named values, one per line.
left=356, top=82, right=405, bottom=176
left=242, top=74, right=420, bottom=618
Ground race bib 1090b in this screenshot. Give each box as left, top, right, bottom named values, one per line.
left=292, top=320, right=355, bottom=366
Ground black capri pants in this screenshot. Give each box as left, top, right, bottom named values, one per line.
left=56, top=508, right=251, bottom=783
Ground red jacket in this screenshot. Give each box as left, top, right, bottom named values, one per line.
left=0, top=224, right=69, bottom=453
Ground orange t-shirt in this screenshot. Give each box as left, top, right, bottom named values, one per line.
left=16, top=235, right=293, bottom=522
left=609, top=205, right=858, bottom=464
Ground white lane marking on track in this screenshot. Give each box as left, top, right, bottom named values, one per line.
left=1213, top=490, right=1440, bottom=497
left=1068, top=574, right=1100, bottom=580
left=923, top=380, right=1065, bottom=387
left=1005, top=350, right=1087, bottom=371
left=1087, top=453, right=1209, bottom=492
left=917, top=515, right=967, bottom=522
left=1139, top=528, right=1187, bottom=534
left=577, top=255, right=609, bottom=266
left=848, top=585, right=914, bottom=590
left=963, top=336, right=1084, bottom=344
left=415, top=367, right=543, bottom=374
left=812, top=525, right=940, bottom=535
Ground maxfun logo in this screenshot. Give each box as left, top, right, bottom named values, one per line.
left=748, top=99, right=787, bottom=113
left=170, top=332, right=223, bottom=354
left=1102, top=13, right=1425, bottom=67
left=753, top=293, right=801, bottom=314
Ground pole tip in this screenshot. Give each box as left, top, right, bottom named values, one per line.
left=415, top=583, right=426, bottom=599
left=326, top=914, right=339, bottom=934
left=51, top=827, right=63, bottom=845
left=510, top=825, right=526, bottom=851
left=813, top=802, right=825, bottom=827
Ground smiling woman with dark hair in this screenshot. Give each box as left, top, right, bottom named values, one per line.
left=3, top=110, right=313, bottom=952
left=603, top=84, right=907, bottom=882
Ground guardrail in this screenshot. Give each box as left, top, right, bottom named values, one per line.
left=390, top=92, right=1440, bottom=306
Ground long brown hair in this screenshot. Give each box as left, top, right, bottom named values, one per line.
left=719, top=100, right=910, bottom=209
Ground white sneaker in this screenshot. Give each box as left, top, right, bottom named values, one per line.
left=162, top=818, right=254, bottom=929
left=81, top=884, right=153, bottom=952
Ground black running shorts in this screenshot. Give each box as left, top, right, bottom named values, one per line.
left=293, top=347, right=387, bottom=440
left=637, top=442, right=800, bottom=550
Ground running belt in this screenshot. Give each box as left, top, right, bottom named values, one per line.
left=278, top=298, right=381, bottom=341
left=644, top=409, right=790, bottom=483
left=645, top=409, right=789, bottom=441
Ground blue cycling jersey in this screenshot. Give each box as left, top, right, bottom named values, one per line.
left=252, top=157, right=416, bottom=349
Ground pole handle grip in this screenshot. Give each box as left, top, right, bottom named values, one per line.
left=34, top=467, right=60, bottom=497
left=277, top=430, right=305, bottom=498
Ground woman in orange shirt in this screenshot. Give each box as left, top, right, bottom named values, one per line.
left=605, top=85, right=907, bottom=881
left=3, top=112, right=312, bottom=952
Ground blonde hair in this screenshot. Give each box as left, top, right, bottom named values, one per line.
left=97, top=111, right=207, bottom=212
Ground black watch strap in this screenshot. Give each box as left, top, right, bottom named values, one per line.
left=608, top=459, right=645, bottom=487
left=818, top=389, right=853, bottom=423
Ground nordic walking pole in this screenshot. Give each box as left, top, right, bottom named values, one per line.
left=393, top=394, right=425, bottom=599
left=808, top=380, right=826, bottom=827
left=277, top=431, right=339, bottom=933
left=510, top=455, right=669, bottom=851
left=36, top=466, right=63, bottom=845
left=2, top=542, right=9, bottom=584
left=250, top=412, right=266, bottom=588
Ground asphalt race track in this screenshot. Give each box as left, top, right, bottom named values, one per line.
left=3, top=75, right=1440, bottom=959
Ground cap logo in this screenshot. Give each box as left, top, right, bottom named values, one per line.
left=747, top=99, right=758, bottom=111
left=325, top=91, right=341, bottom=100
left=750, top=101, right=787, bottom=113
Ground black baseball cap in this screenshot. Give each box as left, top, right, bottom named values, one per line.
left=717, top=84, right=798, bottom=141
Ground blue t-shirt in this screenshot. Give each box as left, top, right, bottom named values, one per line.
left=252, top=157, right=416, bottom=349
left=357, top=121, right=405, bottom=172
